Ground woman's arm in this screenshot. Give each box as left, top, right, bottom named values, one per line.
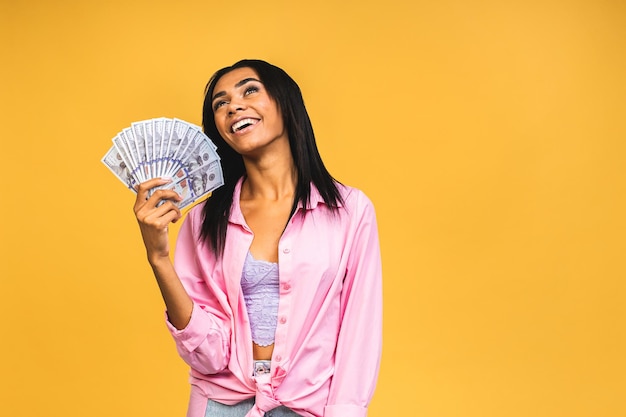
left=133, top=178, right=232, bottom=374
left=133, top=177, right=192, bottom=329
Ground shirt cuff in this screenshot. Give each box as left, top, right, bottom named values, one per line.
left=164, top=303, right=221, bottom=352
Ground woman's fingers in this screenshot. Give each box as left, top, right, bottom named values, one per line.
left=132, top=178, right=184, bottom=261
left=138, top=200, right=182, bottom=227
left=135, top=199, right=183, bottom=261
left=133, top=178, right=182, bottom=213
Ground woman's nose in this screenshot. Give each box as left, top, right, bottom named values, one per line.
left=227, top=100, right=245, bottom=115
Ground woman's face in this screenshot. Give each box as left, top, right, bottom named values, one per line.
left=211, top=67, right=287, bottom=157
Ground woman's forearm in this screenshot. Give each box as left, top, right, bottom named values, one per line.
left=149, top=256, right=193, bottom=330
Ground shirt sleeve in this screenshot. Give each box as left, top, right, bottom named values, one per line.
left=324, top=191, right=383, bottom=417
left=165, top=208, right=232, bottom=375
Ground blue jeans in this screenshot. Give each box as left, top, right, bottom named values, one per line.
left=204, top=398, right=301, bottom=417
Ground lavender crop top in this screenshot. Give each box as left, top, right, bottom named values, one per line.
left=241, top=251, right=280, bottom=346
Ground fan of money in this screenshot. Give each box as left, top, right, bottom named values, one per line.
left=102, top=117, right=224, bottom=209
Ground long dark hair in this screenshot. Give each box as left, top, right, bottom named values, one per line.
left=200, top=59, right=342, bottom=256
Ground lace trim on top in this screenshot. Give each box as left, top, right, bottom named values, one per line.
left=241, top=251, right=280, bottom=346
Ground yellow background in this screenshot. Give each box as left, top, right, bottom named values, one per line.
left=1, top=1, right=624, bottom=416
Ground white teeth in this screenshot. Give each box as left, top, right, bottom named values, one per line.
left=231, top=118, right=257, bottom=133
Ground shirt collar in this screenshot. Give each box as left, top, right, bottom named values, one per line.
left=297, top=181, right=328, bottom=210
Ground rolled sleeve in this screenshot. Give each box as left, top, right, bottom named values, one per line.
left=166, top=303, right=226, bottom=353
left=165, top=302, right=231, bottom=375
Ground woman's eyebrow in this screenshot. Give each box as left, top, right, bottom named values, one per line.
left=212, top=78, right=262, bottom=102
left=235, top=77, right=261, bottom=88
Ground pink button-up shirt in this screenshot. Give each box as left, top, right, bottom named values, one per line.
left=167, top=178, right=382, bottom=417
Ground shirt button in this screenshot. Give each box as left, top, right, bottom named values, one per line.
left=282, top=283, right=291, bottom=291
left=282, top=248, right=290, bottom=254
left=279, top=316, right=287, bottom=324
left=275, top=355, right=282, bottom=362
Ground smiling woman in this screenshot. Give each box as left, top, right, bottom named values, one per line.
left=210, top=68, right=289, bottom=158
left=132, top=59, right=382, bottom=417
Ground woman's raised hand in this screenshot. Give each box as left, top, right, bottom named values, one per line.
left=133, top=178, right=183, bottom=265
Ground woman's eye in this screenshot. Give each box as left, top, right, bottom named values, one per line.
left=244, top=86, right=259, bottom=95
left=213, top=101, right=226, bottom=111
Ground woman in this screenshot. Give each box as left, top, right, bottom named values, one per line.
left=134, top=59, right=382, bottom=417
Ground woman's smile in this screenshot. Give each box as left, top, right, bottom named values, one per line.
left=231, top=117, right=260, bottom=134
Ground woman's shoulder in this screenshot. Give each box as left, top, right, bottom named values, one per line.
left=334, top=182, right=376, bottom=212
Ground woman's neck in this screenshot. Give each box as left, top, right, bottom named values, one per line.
left=241, top=155, right=297, bottom=201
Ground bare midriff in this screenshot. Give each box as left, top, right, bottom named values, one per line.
left=253, top=342, right=275, bottom=361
